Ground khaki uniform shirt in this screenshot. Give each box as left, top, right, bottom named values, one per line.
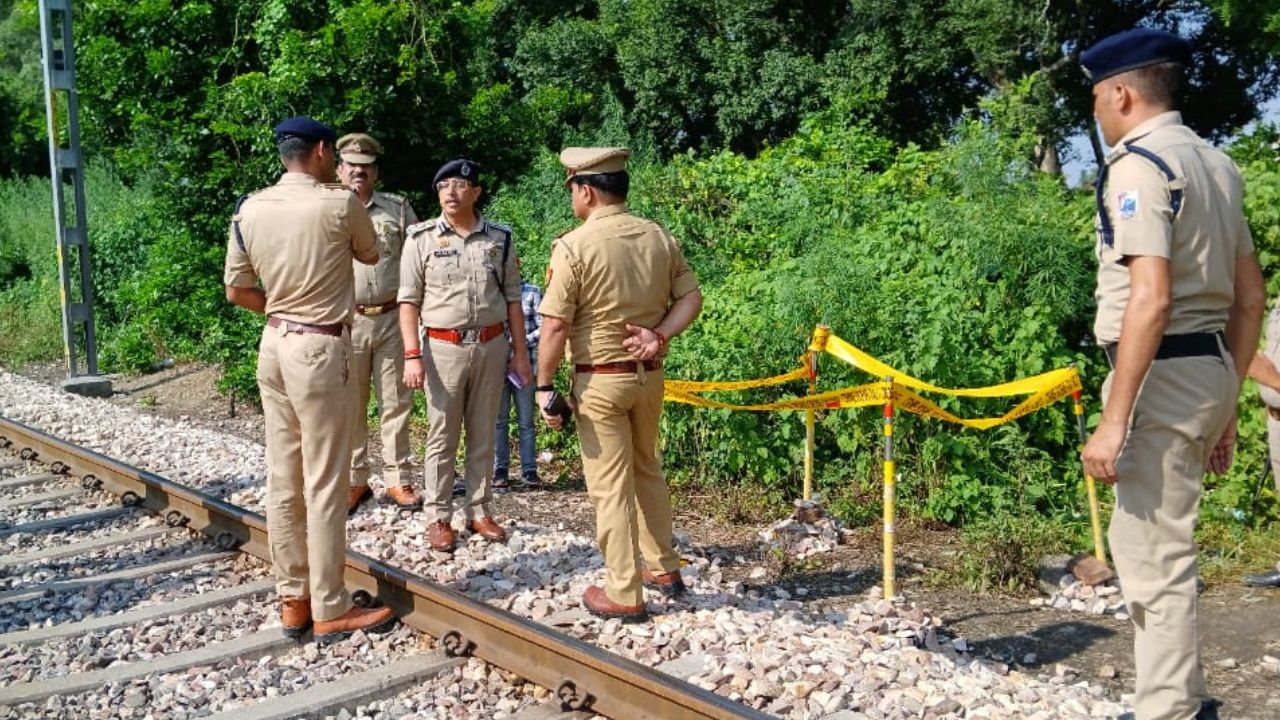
left=539, top=204, right=699, bottom=364
left=398, top=214, right=520, bottom=328
left=354, top=191, right=419, bottom=306
left=224, top=172, right=379, bottom=326
left=1094, top=111, right=1254, bottom=345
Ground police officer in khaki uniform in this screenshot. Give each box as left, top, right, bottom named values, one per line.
left=399, top=159, right=531, bottom=552
left=537, top=148, right=703, bottom=622
left=335, top=132, right=421, bottom=513
left=1079, top=32, right=1265, bottom=720
left=224, top=117, right=396, bottom=643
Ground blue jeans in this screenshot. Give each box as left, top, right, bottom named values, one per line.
left=496, top=362, right=537, bottom=475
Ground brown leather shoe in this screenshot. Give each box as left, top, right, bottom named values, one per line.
left=347, top=484, right=373, bottom=515
left=642, top=568, right=687, bottom=597
left=428, top=520, right=456, bottom=552
left=385, top=485, right=422, bottom=509
left=468, top=516, right=507, bottom=543
left=583, top=585, right=648, bottom=622
left=281, top=597, right=312, bottom=639
left=314, top=605, right=396, bottom=644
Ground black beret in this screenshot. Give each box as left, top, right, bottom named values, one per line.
left=1080, top=29, right=1192, bottom=84
left=273, top=116, right=337, bottom=145
left=433, top=159, right=480, bottom=187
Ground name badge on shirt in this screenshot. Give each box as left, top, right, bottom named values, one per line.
left=433, top=249, right=459, bottom=258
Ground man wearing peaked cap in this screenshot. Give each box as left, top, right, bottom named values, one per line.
left=559, top=147, right=631, bottom=181
left=224, top=116, right=397, bottom=643
left=335, top=132, right=421, bottom=515
left=399, top=158, right=531, bottom=551
left=537, top=147, right=703, bottom=621
left=1079, top=28, right=1264, bottom=720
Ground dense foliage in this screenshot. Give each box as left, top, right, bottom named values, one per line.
left=490, top=116, right=1103, bottom=526
left=1, top=0, right=1279, bottom=535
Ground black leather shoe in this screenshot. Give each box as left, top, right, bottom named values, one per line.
left=1242, top=568, right=1280, bottom=587
left=1115, top=699, right=1219, bottom=720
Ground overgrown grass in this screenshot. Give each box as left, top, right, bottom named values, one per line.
left=958, top=513, right=1082, bottom=593
left=0, top=172, right=61, bottom=365
left=1197, top=517, right=1280, bottom=583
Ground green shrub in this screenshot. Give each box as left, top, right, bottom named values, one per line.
left=485, top=115, right=1108, bottom=528
left=959, top=513, right=1078, bottom=594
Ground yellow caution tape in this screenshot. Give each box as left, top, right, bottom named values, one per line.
left=822, top=334, right=1078, bottom=398
left=665, top=382, right=887, bottom=412
left=663, top=327, right=1082, bottom=428
left=664, top=365, right=809, bottom=394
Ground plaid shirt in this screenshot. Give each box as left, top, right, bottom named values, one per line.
left=518, top=281, right=542, bottom=350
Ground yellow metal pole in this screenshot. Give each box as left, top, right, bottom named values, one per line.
left=1072, top=386, right=1107, bottom=562
left=804, top=359, right=817, bottom=502
left=882, top=375, right=896, bottom=599
left=804, top=326, right=830, bottom=503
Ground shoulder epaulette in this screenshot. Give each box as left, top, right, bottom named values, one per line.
left=405, top=220, right=432, bottom=236
left=378, top=192, right=406, bottom=204
left=1095, top=139, right=1184, bottom=248
left=231, top=191, right=260, bottom=254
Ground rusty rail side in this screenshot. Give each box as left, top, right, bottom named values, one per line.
left=0, top=415, right=769, bottom=720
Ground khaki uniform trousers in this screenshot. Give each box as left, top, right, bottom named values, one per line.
left=349, top=310, right=414, bottom=487
left=256, top=324, right=355, bottom=622
left=1106, top=352, right=1236, bottom=720
left=422, top=335, right=507, bottom=523
left=573, top=368, right=680, bottom=606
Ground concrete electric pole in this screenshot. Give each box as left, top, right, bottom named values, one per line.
left=37, top=0, right=110, bottom=397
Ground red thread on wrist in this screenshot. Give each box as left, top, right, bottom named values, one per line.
left=653, top=328, right=667, bottom=348
left=404, top=349, right=423, bottom=360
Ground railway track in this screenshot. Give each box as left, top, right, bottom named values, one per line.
left=0, top=415, right=769, bottom=720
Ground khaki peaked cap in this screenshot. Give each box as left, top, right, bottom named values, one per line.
left=560, top=147, right=631, bottom=182
left=337, top=133, right=382, bottom=164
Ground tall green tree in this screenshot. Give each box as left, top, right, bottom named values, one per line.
left=0, top=0, right=45, bottom=177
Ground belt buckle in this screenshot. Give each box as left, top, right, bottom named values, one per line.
left=460, top=328, right=480, bottom=343
left=364, top=305, right=383, bottom=316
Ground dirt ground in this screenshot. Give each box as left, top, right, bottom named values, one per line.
left=21, top=362, right=1280, bottom=719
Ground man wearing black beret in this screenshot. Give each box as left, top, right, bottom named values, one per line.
left=1079, top=29, right=1265, bottom=720
left=224, top=116, right=397, bottom=642
left=398, top=159, right=531, bottom=551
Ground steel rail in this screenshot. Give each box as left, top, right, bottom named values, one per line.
left=0, top=415, right=769, bottom=720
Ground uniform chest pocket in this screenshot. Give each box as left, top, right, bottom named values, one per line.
left=377, top=223, right=401, bottom=258
left=474, top=243, right=505, bottom=293
left=427, top=249, right=463, bottom=287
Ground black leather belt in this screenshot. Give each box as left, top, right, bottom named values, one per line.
left=1104, top=331, right=1224, bottom=368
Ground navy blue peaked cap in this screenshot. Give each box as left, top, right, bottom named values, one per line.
left=273, top=116, right=337, bottom=145
left=433, top=159, right=480, bottom=186
left=1081, top=28, right=1191, bottom=83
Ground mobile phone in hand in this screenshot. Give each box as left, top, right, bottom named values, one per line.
left=542, top=390, right=572, bottom=429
